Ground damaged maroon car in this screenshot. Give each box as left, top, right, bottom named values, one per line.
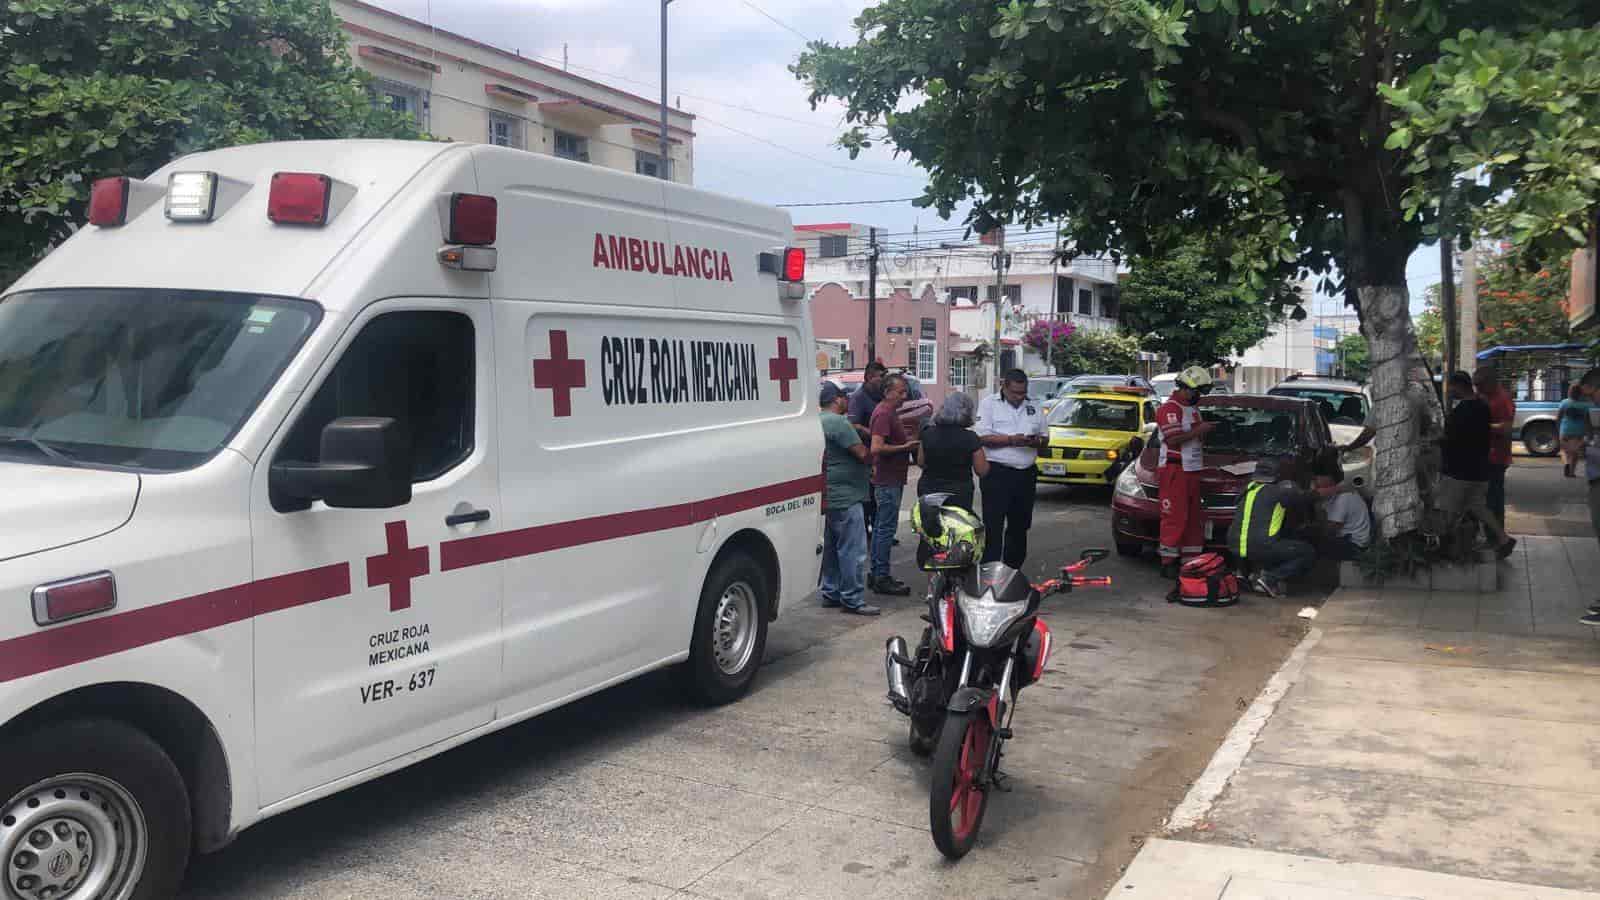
left=1109, top=395, right=1339, bottom=557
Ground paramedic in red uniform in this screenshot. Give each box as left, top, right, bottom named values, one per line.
left=1156, top=367, right=1217, bottom=578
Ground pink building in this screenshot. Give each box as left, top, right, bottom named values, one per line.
left=808, top=282, right=966, bottom=407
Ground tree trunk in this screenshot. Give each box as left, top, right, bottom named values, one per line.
left=1360, top=282, right=1442, bottom=539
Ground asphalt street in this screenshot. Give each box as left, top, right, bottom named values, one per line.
left=179, top=478, right=1317, bottom=900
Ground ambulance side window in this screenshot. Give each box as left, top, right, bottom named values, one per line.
left=277, top=311, right=474, bottom=493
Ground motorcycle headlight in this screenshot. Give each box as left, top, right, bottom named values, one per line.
left=1115, top=464, right=1143, bottom=498
left=959, top=597, right=1030, bottom=648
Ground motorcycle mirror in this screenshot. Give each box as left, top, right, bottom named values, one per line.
left=1079, top=548, right=1109, bottom=563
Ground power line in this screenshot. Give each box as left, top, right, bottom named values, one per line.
left=777, top=197, right=925, bottom=207
left=694, top=112, right=928, bottom=180
left=738, top=0, right=813, bottom=42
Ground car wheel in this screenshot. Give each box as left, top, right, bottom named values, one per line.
left=0, top=719, right=191, bottom=900
left=679, top=553, right=770, bottom=705
left=1522, top=421, right=1559, bottom=457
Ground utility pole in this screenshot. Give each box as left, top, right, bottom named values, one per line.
left=866, top=227, right=880, bottom=366
left=658, top=0, right=672, bottom=180
left=1441, top=240, right=1458, bottom=374
left=1047, top=226, right=1061, bottom=375
left=991, top=227, right=1010, bottom=392
left=1459, top=238, right=1479, bottom=370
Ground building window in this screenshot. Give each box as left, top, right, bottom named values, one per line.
left=818, top=339, right=850, bottom=371
left=635, top=150, right=671, bottom=179
left=488, top=113, right=521, bottom=149
left=948, top=285, right=978, bottom=304
left=949, top=356, right=969, bottom=389
left=819, top=235, right=849, bottom=258
left=985, top=284, right=1022, bottom=303
left=1056, top=277, right=1075, bottom=314
left=371, top=78, right=428, bottom=130
left=916, top=340, right=938, bottom=383
left=1100, top=289, right=1119, bottom=320
left=1078, top=288, right=1094, bottom=316
left=554, top=131, right=589, bottom=162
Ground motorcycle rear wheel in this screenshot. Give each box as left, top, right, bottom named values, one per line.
left=928, top=710, right=991, bottom=859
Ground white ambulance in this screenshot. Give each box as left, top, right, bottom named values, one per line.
left=0, top=140, right=823, bottom=899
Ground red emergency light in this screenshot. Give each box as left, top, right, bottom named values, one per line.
left=780, top=246, right=806, bottom=282
left=447, top=193, right=497, bottom=245
left=88, top=176, right=131, bottom=227
left=32, top=572, right=116, bottom=626
left=268, top=172, right=333, bottom=226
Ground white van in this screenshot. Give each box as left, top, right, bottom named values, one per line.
left=0, top=140, right=822, bottom=898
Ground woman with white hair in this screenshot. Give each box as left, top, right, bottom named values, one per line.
left=916, top=392, right=989, bottom=512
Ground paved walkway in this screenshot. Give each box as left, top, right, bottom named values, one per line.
left=1110, top=535, right=1600, bottom=899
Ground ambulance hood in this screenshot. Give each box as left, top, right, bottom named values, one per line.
left=0, top=462, right=138, bottom=563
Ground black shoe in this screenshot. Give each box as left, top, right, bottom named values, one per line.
left=1496, top=538, right=1518, bottom=560
left=819, top=595, right=842, bottom=609
left=1581, top=611, right=1600, bottom=627
left=872, top=576, right=912, bottom=596
left=1587, top=603, right=1600, bottom=615
left=1160, top=562, right=1179, bottom=579
left=841, top=603, right=882, bottom=616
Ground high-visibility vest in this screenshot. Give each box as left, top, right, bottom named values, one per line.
left=1234, top=482, right=1287, bottom=559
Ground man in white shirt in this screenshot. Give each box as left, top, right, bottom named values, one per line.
left=975, top=369, right=1048, bottom=569
left=1312, top=473, right=1372, bottom=560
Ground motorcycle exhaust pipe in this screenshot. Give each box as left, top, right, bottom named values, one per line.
left=884, top=636, right=911, bottom=706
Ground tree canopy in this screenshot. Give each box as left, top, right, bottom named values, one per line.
left=0, top=0, right=424, bottom=285
left=1118, top=237, right=1293, bottom=367
left=1471, top=246, right=1573, bottom=350
left=795, top=0, right=1600, bottom=537
left=1334, top=332, right=1371, bottom=382
left=1022, top=321, right=1139, bottom=375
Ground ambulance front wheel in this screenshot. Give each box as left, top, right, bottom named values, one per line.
left=0, top=718, right=191, bottom=900
left=681, top=553, right=770, bottom=705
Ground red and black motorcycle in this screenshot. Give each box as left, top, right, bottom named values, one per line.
left=885, top=494, right=1110, bottom=859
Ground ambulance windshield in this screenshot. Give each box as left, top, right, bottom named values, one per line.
left=0, top=289, right=319, bottom=472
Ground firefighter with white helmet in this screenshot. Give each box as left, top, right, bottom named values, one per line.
left=1156, top=366, right=1218, bottom=577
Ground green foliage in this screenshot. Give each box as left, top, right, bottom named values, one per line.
left=795, top=0, right=1600, bottom=293
left=0, top=0, right=426, bottom=285
left=1118, top=237, right=1294, bottom=367
left=1470, top=246, right=1573, bottom=349
left=1334, top=333, right=1371, bottom=382
left=1040, top=328, right=1141, bottom=377
left=1417, top=286, right=1445, bottom=369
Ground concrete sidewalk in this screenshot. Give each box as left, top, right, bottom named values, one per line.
left=1110, top=535, right=1600, bottom=899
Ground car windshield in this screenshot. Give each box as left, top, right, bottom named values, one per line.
left=0, top=289, right=319, bottom=472
left=1269, top=387, right=1368, bottom=424
left=1048, top=397, right=1141, bottom=430
left=1198, top=405, right=1301, bottom=455
left=1028, top=378, right=1063, bottom=400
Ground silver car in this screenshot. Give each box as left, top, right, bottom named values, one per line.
left=1267, top=375, right=1375, bottom=496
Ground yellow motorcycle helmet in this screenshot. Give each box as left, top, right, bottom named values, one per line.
left=912, top=493, right=986, bottom=571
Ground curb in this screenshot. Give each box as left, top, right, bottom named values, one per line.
left=1163, top=625, right=1323, bottom=833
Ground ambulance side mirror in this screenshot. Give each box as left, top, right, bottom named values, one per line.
left=270, top=417, right=412, bottom=511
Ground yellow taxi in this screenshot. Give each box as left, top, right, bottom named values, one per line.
left=1035, top=387, right=1157, bottom=486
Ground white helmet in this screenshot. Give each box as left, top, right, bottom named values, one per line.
left=1175, top=366, right=1214, bottom=392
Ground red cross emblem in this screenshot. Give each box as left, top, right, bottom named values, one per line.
left=366, top=521, right=429, bottom=612
left=768, top=337, right=799, bottom=402
left=533, top=329, right=587, bottom=418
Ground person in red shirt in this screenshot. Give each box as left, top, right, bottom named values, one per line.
left=1156, top=367, right=1218, bottom=578
left=1474, top=366, right=1515, bottom=533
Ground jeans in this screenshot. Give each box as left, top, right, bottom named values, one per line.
left=979, top=465, right=1038, bottom=569
left=1252, top=538, right=1317, bottom=584
left=820, top=504, right=868, bottom=609
left=871, top=485, right=904, bottom=580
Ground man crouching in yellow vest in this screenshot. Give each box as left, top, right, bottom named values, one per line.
left=1226, top=458, right=1318, bottom=598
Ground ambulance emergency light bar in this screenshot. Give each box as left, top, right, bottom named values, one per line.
left=758, top=246, right=807, bottom=299
left=437, top=192, right=498, bottom=272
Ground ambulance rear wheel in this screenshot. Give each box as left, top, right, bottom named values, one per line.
left=681, top=553, right=770, bottom=705
left=0, top=718, right=190, bottom=900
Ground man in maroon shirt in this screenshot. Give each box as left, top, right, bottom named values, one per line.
left=1475, top=366, right=1515, bottom=534
left=868, top=374, right=919, bottom=595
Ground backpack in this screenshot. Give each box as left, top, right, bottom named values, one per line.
left=1167, top=552, right=1240, bottom=607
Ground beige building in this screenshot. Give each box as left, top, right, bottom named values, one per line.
left=334, top=0, right=695, bottom=183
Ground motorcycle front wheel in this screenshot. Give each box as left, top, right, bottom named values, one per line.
left=928, top=709, right=992, bottom=859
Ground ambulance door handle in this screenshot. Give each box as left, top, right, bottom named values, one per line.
left=446, top=508, right=491, bottom=527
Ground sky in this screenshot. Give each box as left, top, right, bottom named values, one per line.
left=369, top=0, right=1440, bottom=315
